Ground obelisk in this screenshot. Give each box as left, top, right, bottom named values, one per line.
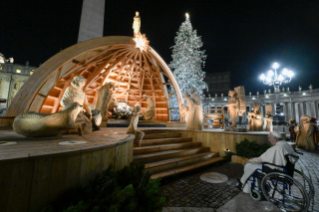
left=78, top=0, right=105, bottom=43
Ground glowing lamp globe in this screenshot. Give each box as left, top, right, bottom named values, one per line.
left=278, top=74, right=284, bottom=81
left=268, top=70, right=274, bottom=77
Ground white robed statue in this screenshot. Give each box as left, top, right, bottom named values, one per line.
left=183, top=88, right=203, bottom=130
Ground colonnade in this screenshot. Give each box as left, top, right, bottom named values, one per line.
left=204, top=88, right=319, bottom=124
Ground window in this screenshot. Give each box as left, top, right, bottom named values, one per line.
left=16, top=69, right=21, bottom=73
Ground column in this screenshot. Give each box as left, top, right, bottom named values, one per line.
left=295, top=103, right=299, bottom=123
left=272, top=103, right=276, bottom=116
left=305, top=102, right=311, bottom=116
left=283, top=102, right=288, bottom=121
left=299, top=103, right=305, bottom=118
left=261, top=105, right=265, bottom=117
left=315, top=101, right=319, bottom=119
left=287, top=102, right=292, bottom=120
left=310, top=101, right=316, bottom=118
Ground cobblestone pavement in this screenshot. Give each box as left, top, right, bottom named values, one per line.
left=161, top=148, right=319, bottom=212
left=295, top=148, right=319, bottom=212
left=161, top=162, right=243, bottom=209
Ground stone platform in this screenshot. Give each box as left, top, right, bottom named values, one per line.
left=0, top=128, right=134, bottom=212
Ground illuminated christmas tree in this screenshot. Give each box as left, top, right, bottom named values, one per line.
left=169, top=13, right=207, bottom=120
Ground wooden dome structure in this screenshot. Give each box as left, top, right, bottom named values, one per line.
left=3, top=36, right=183, bottom=124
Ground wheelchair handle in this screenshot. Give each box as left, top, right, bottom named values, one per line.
left=294, top=150, right=304, bottom=155
left=286, top=154, right=299, bottom=159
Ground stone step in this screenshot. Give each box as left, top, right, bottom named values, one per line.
left=145, top=152, right=219, bottom=174
left=150, top=157, right=225, bottom=179
left=134, top=142, right=202, bottom=155
left=143, top=133, right=181, bottom=140
left=143, top=130, right=168, bottom=134
left=141, top=137, right=192, bottom=146
left=133, top=147, right=210, bottom=164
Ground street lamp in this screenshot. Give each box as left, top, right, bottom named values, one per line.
left=260, top=63, right=293, bottom=93
left=259, top=62, right=294, bottom=124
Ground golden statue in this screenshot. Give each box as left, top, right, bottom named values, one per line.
left=132, top=11, right=141, bottom=36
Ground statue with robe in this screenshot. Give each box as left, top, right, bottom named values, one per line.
left=60, top=75, right=101, bottom=134
left=183, top=88, right=203, bottom=130
left=132, top=11, right=141, bottom=36
left=142, top=94, right=155, bottom=121
left=247, top=102, right=263, bottom=131
left=127, top=104, right=144, bottom=146
left=225, top=86, right=246, bottom=131
left=263, top=105, right=273, bottom=131
left=295, top=115, right=316, bottom=151
left=226, top=90, right=239, bottom=128
left=95, top=82, right=114, bottom=121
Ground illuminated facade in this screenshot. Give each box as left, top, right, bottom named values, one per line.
left=0, top=53, right=37, bottom=112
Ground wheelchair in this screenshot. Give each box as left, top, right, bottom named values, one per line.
left=245, top=152, right=314, bottom=212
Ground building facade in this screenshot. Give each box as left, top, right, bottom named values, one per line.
left=0, top=53, right=37, bottom=113
left=203, top=87, right=319, bottom=124
left=204, top=72, right=231, bottom=96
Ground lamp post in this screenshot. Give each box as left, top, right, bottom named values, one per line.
left=259, top=62, right=294, bottom=124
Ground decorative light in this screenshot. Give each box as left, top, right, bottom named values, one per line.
left=133, top=32, right=150, bottom=51
left=268, top=70, right=274, bottom=77
left=284, top=94, right=287, bottom=96
left=302, top=92, right=306, bottom=96
left=266, top=95, right=269, bottom=98
left=259, top=62, right=293, bottom=94
left=185, top=13, right=189, bottom=18
left=278, top=74, right=284, bottom=81
left=288, top=71, right=293, bottom=77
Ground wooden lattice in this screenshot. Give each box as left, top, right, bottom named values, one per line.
left=3, top=37, right=183, bottom=124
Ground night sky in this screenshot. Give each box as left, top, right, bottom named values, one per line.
left=1, top=0, right=319, bottom=94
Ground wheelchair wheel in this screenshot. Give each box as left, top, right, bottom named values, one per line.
left=261, top=172, right=310, bottom=212
left=250, top=188, right=263, bottom=201
left=294, top=169, right=315, bottom=200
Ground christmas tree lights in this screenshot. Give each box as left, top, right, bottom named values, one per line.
left=169, top=13, right=208, bottom=120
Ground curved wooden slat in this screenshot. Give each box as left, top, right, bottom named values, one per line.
left=2, top=36, right=183, bottom=126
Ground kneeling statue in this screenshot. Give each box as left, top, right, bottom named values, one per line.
left=60, top=75, right=101, bottom=134
left=13, top=102, right=83, bottom=137
left=127, top=104, right=144, bottom=146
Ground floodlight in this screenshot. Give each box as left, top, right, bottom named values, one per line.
left=282, top=68, right=288, bottom=75
left=260, top=73, right=266, bottom=80
left=273, top=62, right=279, bottom=69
